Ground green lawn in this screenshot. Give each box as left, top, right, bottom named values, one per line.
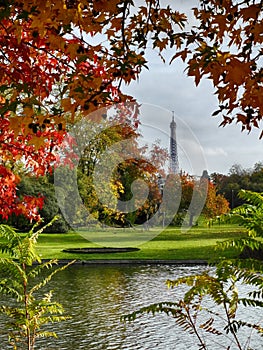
left=32, top=224, right=247, bottom=261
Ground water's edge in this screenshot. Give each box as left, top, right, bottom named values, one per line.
left=37, top=259, right=208, bottom=265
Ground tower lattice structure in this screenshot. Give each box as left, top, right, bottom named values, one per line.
left=169, top=112, right=179, bottom=174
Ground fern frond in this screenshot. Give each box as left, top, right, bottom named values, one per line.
left=29, top=260, right=75, bottom=295
left=199, top=318, right=222, bottom=335
left=167, top=273, right=229, bottom=306
left=224, top=319, right=263, bottom=336
left=28, top=215, right=59, bottom=242
left=238, top=298, right=263, bottom=308
left=216, top=237, right=262, bottom=252
left=121, top=301, right=182, bottom=321
left=28, top=259, right=58, bottom=279
left=238, top=190, right=263, bottom=206
left=2, top=283, right=22, bottom=298
left=0, top=225, right=22, bottom=257
left=35, top=331, right=58, bottom=339
left=0, top=222, right=74, bottom=348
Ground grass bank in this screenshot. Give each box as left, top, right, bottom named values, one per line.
left=33, top=224, right=247, bottom=261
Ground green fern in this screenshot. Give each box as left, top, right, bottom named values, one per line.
left=0, top=222, right=75, bottom=350
left=226, top=190, right=263, bottom=238
left=123, top=191, right=263, bottom=349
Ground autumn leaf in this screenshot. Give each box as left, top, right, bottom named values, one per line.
left=225, top=59, right=251, bottom=86
left=240, top=4, right=261, bottom=20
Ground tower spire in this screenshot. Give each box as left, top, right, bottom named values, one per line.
left=169, top=111, right=179, bottom=174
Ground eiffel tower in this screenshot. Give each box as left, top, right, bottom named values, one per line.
left=169, top=111, right=179, bottom=174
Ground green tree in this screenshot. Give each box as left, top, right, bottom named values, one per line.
left=72, top=117, right=169, bottom=227
left=75, top=121, right=134, bottom=227
left=250, top=162, right=263, bottom=193
left=4, top=175, right=69, bottom=233
left=211, top=162, right=263, bottom=209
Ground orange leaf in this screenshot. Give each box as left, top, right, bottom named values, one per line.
left=225, top=59, right=251, bottom=85
left=240, top=5, right=261, bottom=21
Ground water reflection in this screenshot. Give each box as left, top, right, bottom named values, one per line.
left=0, top=264, right=262, bottom=350
left=47, top=264, right=193, bottom=350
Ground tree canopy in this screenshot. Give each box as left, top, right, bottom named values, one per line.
left=211, top=161, right=263, bottom=208
left=181, top=0, right=263, bottom=136
left=0, top=0, right=262, bottom=222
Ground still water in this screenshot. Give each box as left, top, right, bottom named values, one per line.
left=0, top=264, right=262, bottom=350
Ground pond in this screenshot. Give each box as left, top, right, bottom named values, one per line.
left=0, top=264, right=262, bottom=350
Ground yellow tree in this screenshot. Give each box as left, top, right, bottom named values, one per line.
left=202, top=181, right=230, bottom=220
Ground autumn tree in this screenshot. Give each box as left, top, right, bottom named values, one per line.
left=1, top=0, right=262, bottom=224
left=0, top=2, right=166, bottom=226
left=202, top=181, right=230, bottom=220
left=73, top=118, right=168, bottom=227
left=172, top=173, right=229, bottom=226
left=75, top=121, right=130, bottom=226
left=0, top=0, right=190, bottom=225
left=174, top=0, right=263, bottom=136
left=114, top=142, right=168, bottom=227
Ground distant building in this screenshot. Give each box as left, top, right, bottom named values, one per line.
left=169, top=112, right=179, bottom=174
left=201, top=169, right=210, bottom=181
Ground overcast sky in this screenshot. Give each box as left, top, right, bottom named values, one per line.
left=122, top=1, right=262, bottom=176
